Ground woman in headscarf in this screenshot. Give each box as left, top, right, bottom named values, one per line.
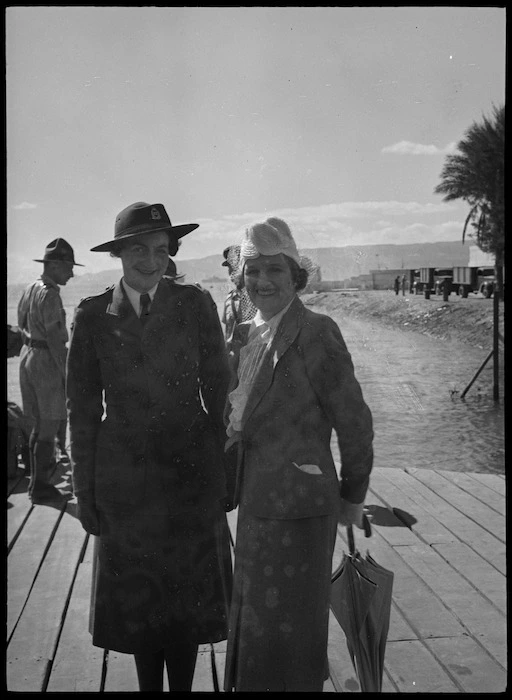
left=223, top=216, right=374, bottom=692
left=221, top=245, right=258, bottom=350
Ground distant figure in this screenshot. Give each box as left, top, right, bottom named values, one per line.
left=17, top=238, right=82, bottom=504
left=401, top=274, right=406, bottom=295
left=221, top=245, right=257, bottom=349
left=394, top=276, right=400, bottom=295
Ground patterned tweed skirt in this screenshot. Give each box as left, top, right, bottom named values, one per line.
left=224, top=507, right=337, bottom=692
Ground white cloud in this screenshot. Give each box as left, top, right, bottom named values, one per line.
left=12, top=201, right=38, bottom=210
left=381, top=141, right=458, bottom=155
left=7, top=199, right=468, bottom=283
left=181, top=200, right=464, bottom=256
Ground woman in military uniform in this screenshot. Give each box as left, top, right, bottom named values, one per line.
left=66, top=202, right=233, bottom=692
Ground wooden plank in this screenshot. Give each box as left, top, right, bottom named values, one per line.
left=368, top=469, right=457, bottom=545
left=7, top=488, right=34, bottom=550
left=7, top=470, right=27, bottom=496
left=407, top=468, right=505, bottom=542
left=435, top=469, right=505, bottom=516
left=384, top=640, right=460, bottom=693
left=212, top=641, right=227, bottom=692
left=381, top=668, right=398, bottom=692
left=425, top=636, right=507, bottom=693
left=191, top=649, right=215, bottom=692
left=104, top=641, right=222, bottom=691
left=397, top=543, right=507, bottom=668
left=46, top=537, right=104, bottom=692
left=6, top=504, right=87, bottom=692
left=226, top=508, right=238, bottom=542
left=103, top=650, right=139, bottom=692
left=333, top=527, right=465, bottom=640
left=323, top=677, right=337, bottom=692
left=432, top=542, right=506, bottom=615
left=379, top=469, right=506, bottom=574
left=332, top=528, right=418, bottom=644
left=465, top=471, right=506, bottom=493
left=363, top=495, right=420, bottom=547
left=7, top=504, right=65, bottom=641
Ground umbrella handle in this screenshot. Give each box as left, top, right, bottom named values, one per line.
left=347, top=514, right=372, bottom=555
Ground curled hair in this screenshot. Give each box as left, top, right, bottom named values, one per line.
left=109, top=244, right=123, bottom=259
left=237, top=255, right=308, bottom=291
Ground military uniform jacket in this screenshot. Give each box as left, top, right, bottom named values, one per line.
left=67, top=278, right=231, bottom=513
left=226, top=295, right=374, bottom=519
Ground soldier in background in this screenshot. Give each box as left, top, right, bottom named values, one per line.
left=17, top=238, right=82, bottom=504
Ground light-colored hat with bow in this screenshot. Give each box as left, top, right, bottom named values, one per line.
left=239, top=217, right=301, bottom=269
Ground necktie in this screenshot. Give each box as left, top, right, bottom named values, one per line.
left=139, top=293, right=151, bottom=323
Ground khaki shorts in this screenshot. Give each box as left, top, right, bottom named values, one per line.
left=19, top=346, right=67, bottom=421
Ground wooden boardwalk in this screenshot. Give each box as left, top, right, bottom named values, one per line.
left=7, top=462, right=506, bottom=693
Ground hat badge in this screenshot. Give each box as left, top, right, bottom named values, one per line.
left=151, top=207, right=161, bottom=220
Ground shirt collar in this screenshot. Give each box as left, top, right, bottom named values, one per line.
left=249, top=297, right=295, bottom=341
left=122, top=279, right=159, bottom=313
left=40, top=273, right=60, bottom=291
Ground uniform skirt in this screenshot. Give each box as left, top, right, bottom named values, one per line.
left=89, top=499, right=233, bottom=654
left=224, top=507, right=338, bottom=692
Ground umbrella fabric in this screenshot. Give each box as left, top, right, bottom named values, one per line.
left=330, top=525, right=394, bottom=692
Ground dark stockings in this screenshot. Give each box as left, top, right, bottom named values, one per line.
left=134, top=640, right=198, bottom=692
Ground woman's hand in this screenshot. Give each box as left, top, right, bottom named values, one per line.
left=339, top=499, right=365, bottom=529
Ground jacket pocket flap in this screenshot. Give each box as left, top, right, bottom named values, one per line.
left=292, top=461, right=322, bottom=475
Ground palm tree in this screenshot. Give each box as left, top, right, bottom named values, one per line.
left=434, top=104, right=504, bottom=288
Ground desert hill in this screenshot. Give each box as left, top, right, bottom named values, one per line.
left=7, top=241, right=472, bottom=310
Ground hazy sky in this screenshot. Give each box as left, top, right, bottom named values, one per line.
left=6, top=6, right=506, bottom=283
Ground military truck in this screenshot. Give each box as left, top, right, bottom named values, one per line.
left=453, top=266, right=496, bottom=298
left=415, top=267, right=453, bottom=298
left=433, top=268, right=455, bottom=296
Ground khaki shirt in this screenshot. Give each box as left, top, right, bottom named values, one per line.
left=17, top=274, right=68, bottom=376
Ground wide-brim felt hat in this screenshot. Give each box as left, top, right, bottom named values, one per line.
left=34, top=238, right=84, bottom=266
left=90, top=201, right=199, bottom=252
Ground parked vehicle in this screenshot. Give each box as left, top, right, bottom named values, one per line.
left=416, top=267, right=453, bottom=298
left=478, top=269, right=498, bottom=298
left=453, top=266, right=496, bottom=297
left=409, top=269, right=420, bottom=294
left=433, top=268, right=455, bottom=296
left=453, top=266, right=477, bottom=297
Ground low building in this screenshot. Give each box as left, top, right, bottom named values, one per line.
left=370, top=269, right=407, bottom=290
left=468, top=245, right=495, bottom=267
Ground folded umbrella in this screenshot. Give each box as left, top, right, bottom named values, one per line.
left=331, top=517, right=394, bottom=692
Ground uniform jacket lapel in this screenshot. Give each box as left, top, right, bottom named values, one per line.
left=105, top=280, right=145, bottom=339
left=241, top=296, right=304, bottom=427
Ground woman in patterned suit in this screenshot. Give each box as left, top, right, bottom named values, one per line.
left=66, top=202, right=233, bottom=692
left=223, top=217, right=374, bottom=692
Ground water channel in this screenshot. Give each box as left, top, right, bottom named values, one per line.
left=321, top=307, right=505, bottom=475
